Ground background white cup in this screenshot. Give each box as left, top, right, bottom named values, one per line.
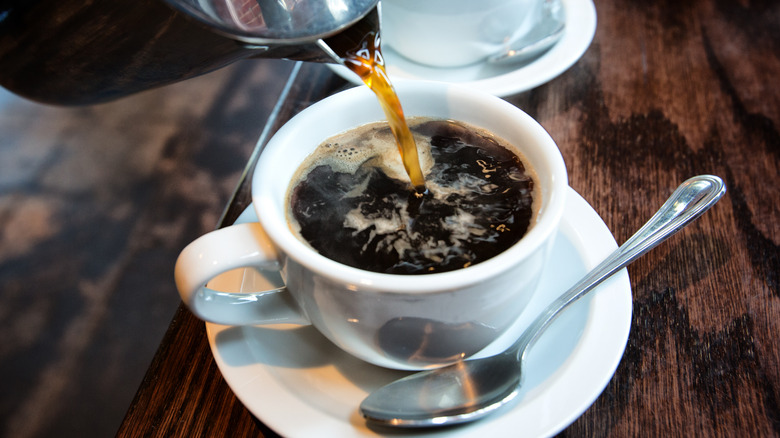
left=175, top=81, right=568, bottom=370
left=381, top=0, right=547, bottom=68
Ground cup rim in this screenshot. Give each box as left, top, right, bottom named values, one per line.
left=253, top=80, right=567, bottom=294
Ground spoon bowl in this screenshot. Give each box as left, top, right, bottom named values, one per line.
left=361, top=175, right=726, bottom=427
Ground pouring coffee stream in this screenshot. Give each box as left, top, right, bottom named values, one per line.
left=323, top=29, right=427, bottom=190
left=360, top=175, right=726, bottom=428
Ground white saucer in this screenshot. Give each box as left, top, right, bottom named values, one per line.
left=327, top=0, right=597, bottom=97
left=205, top=187, right=631, bottom=437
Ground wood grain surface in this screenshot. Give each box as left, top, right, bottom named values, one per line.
left=106, top=0, right=776, bottom=435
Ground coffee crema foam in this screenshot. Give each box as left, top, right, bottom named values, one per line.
left=287, top=118, right=539, bottom=275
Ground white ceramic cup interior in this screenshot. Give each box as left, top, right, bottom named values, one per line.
left=175, top=80, right=568, bottom=370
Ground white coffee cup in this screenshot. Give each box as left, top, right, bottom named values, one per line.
left=175, top=81, right=567, bottom=370
left=381, top=0, right=550, bottom=68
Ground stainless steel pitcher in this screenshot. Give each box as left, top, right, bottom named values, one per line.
left=0, top=0, right=379, bottom=105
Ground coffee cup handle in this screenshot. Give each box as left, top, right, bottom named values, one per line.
left=174, top=222, right=310, bottom=326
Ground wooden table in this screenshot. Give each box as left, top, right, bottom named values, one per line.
left=117, top=0, right=779, bottom=435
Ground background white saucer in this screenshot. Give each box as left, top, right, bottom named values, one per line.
left=328, top=0, right=597, bottom=97
left=205, top=187, right=632, bottom=438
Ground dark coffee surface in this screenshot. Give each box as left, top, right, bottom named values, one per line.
left=288, top=119, right=536, bottom=274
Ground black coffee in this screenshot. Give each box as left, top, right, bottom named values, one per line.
left=287, top=118, right=537, bottom=275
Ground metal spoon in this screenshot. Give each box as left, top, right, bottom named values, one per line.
left=360, top=175, right=726, bottom=428
left=487, top=0, right=566, bottom=65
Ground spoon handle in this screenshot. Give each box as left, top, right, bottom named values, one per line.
left=514, top=175, right=726, bottom=361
